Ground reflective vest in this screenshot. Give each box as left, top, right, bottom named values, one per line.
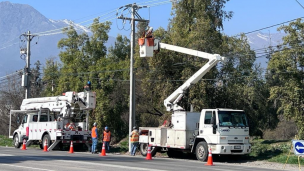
left=91, top=127, right=97, bottom=138
left=130, top=131, right=139, bottom=142
left=103, top=131, right=111, bottom=142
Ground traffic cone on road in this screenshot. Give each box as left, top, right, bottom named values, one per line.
left=205, top=147, right=214, bottom=166
left=21, top=139, right=27, bottom=150
left=145, top=145, right=152, bottom=160
left=100, top=142, right=106, bottom=156
left=43, top=139, right=48, bottom=152
left=68, top=141, right=74, bottom=153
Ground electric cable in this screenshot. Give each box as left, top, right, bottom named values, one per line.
left=296, top=0, right=304, bottom=10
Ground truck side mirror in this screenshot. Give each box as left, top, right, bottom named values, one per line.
left=16, top=116, right=20, bottom=124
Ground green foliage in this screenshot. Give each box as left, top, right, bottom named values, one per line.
left=267, top=18, right=304, bottom=138
left=0, top=135, right=13, bottom=147
left=119, top=139, right=129, bottom=152
left=41, top=57, right=61, bottom=96
left=250, top=140, right=290, bottom=158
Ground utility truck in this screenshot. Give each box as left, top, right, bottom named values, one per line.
left=137, top=35, right=251, bottom=161
left=9, top=91, right=96, bottom=151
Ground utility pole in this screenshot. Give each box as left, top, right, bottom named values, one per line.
left=20, top=31, right=37, bottom=99
left=118, top=3, right=149, bottom=152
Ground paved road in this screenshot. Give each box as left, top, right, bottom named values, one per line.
left=0, top=147, right=281, bottom=171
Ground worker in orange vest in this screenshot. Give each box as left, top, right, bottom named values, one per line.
left=102, top=126, right=111, bottom=152
left=130, top=126, right=139, bottom=156
left=91, top=122, right=98, bottom=154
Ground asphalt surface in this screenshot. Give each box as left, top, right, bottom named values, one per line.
left=0, top=146, right=280, bottom=171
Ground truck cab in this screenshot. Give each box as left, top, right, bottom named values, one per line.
left=195, top=109, right=251, bottom=159
left=13, top=111, right=49, bottom=147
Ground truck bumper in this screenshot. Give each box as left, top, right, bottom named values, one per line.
left=209, top=143, right=251, bottom=155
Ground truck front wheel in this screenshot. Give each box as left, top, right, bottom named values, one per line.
left=140, top=143, right=159, bottom=157
left=13, top=134, right=21, bottom=148
left=195, top=141, right=208, bottom=161
left=42, top=134, right=51, bottom=150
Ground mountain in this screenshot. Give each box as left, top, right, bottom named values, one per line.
left=0, top=1, right=115, bottom=77
left=246, top=32, right=286, bottom=69
left=247, top=32, right=285, bottom=50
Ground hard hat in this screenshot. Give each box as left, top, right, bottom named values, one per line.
left=87, top=81, right=91, bottom=85
left=93, top=122, right=97, bottom=126
left=133, top=126, right=137, bottom=130
left=105, top=126, right=108, bottom=130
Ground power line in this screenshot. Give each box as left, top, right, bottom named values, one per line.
left=296, top=0, right=304, bottom=10
left=234, top=17, right=304, bottom=36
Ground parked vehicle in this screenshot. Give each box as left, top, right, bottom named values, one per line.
left=9, top=91, right=96, bottom=151
left=138, top=35, right=251, bottom=161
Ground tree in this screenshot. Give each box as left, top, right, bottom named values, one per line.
left=267, top=18, right=304, bottom=138
left=41, top=57, right=61, bottom=96
left=56, top=25, right=90, bottom=94
left=92, top=34, right=130, bottom=141
left=0, top=71, right=24, bottom=135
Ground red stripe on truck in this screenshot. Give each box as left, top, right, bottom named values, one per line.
left=26, top=127, right=29, bottom=136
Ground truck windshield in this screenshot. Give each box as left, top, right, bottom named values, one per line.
left=218, top=111, right=248, bottom=127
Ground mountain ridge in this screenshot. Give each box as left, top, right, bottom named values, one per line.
left=0, top=1, right=115, bottom=77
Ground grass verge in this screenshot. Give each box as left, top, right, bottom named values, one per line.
left=0, top=135, right=13, bottom=147
left=248, top=139, right=304, bottom=164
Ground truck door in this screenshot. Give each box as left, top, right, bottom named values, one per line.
left=201, top=110, right=218, bottom=144
left=20, top=114, right=29, bottom=139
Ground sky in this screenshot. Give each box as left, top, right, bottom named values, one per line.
left=1, top=0, right=304, bottom=37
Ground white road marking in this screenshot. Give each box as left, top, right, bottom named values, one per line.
left=56, top=159, right=168, bottom=171
left=1, top=154, right=167, bottom=171
left=0, top=153, right=13, bottom=156
left=0, top=163, right=55, bottom=171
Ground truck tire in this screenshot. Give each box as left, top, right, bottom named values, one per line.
left=195, top=141, right=208, bottom=161
left=13, top=134, right=21, bottom=149
left=42, top=134, right=51, bottom=150
left=140, top=143, right=159, bottom=157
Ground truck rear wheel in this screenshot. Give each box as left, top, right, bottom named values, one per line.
left=140, top=143, right=159, bottom=157
left=195, top=141, right=208, bottom=161
left=13, top=134, right=21, bottom=148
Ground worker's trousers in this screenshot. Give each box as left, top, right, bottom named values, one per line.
left=131, top=142, right=139, bottom=155
left=92, top=138, right=97, bottom=153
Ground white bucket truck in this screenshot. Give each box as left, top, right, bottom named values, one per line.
left=137, top=33, right=251, bottom=161
left=9, top=91, right=96, bottom=151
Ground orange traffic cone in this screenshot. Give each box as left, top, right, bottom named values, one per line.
left=43, top=139, right=48, bottom=152
left=68, top=141, right=74, bottom=153
left=205, top=147, right=214, bottom=166
left=100, top=142, right=106, bottom=156
left=145, top=145, right=152, bottom=160
left=21, top=139, right=27, bottom=150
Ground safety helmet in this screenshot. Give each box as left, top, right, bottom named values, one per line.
left=93, top=122, right=97, bottom=126
left=105, top=126, right=108, bottom=130
left=133, top=126, right=137, bottom=130
left=87, top=81, right=91, bottom=85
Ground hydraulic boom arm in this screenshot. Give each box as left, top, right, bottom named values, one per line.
left=159, top=43, right=226, bottom=111
left=139, top=38, right=226, bottom=112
